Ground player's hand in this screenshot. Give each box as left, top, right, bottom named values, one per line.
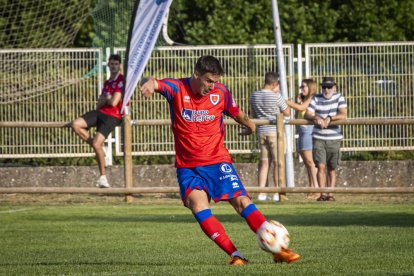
left=239, top=123, right=256, bottom=136
left=322, top=116, right=331, bottom=128
left=239, top=125, right=252, bottom=135
left=103, top=92, right=112, bottom=100
left=315, top=116, right=329, bottom=128
left=140, top=77, right=155, bottom=98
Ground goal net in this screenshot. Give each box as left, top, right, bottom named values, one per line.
left=0, top=0, right=170, bottom=105
left=0, top=0, right=92, bottom=105
left=0, top=0, right=90, bottom=48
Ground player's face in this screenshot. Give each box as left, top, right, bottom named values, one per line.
left=193, top=72, right=221, bottom=96
left=108, top=59, right=121, bottom=75
left=322, top=85, right=336, bottom=98
left=300, top=83, right=308, bottom=95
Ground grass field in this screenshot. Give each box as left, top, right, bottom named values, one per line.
left=0, top=194, right=413, bottom=275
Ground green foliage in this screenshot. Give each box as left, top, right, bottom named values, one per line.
left=342, top=150, right=414, bottom=161
left=90, top=0, right=135, bottom=49
left=0, top=202, right=413, bottom=274
left=0, top=0, right=90, bottom=48
left=166, top=0, right=414, bottom=45
left=334, top=0, right=414, bottom=42
left=74, top=12, right=96, bottom=47
left=5, top=0, right=414, bottom=47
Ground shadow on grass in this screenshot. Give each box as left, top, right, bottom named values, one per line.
left=27, top=211, right=414, bottom=227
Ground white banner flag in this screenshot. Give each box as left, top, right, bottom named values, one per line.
left=121, top=0, right=173, bottom=113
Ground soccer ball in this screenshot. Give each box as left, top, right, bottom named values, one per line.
left=257, top=220, right=290, bottom=253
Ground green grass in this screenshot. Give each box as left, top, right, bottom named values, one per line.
left=0, top=198, right=413, bottom=275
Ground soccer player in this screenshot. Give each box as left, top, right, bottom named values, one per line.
left=141, top=55, right=300, bottom=265
left=71, top=54, right=125, bottom=188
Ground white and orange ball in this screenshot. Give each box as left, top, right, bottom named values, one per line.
left=257, top=220, right=290, bottom=253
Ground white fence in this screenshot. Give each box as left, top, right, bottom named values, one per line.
left=0, top=42, right=413, bottom=159
left=114, top=44, right=295, bottom=155
left=0, top=49, right=102, bottom=158
left=305, top=42, right=414, bottom=151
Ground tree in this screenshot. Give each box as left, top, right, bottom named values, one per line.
left=166, top=0, right=413, bottom=45
left=333, top=0, right=414, bottom=42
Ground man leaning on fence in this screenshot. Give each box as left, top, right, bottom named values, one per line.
left=71, top=54, right=126, bottom=188
left=305, top=77, right=347, bottom=201
left=250, top=72, right=291, bottom=202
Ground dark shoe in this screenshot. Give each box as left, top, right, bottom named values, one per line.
left=326, top=195, right=336, bottom=201
left=316, top=195, right=328, bottom=201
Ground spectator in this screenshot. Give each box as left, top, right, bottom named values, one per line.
left=71, top=54, right=126, bottom=188
left=305, top=77, right=347, bottom=201
left=287, top=79, right=319, bottom=199
left=250, top=72, right=291, bottom=202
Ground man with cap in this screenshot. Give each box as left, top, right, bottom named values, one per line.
left=304, top=77, right=347, bottom=201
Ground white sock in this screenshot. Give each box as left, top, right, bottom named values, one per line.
left=230, top=251, right=245, bottom=259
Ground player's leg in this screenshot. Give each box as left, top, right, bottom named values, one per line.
left=230, top=196, right=300, bottom=263
left=326, top=140, right=341, bottom=200
left=178, top=168, right=246, bottom=265
left=71, top=110, right=98, bottom=144
left=187, top=190, right=245, bottom=262
left=93, top=113, right=121, bottom=188
left=326, top=168, right=336, bottom=200
left=313, top=139, right=328, bottom=201
left=299, top=127, right=319, bottom=199
left=230, top=196, right=267, bottom=233
left=91, top=133, right=107, bottom=177
left=301, top=150, right=319, bottom=199
left=268, top=135, right=286, bottom=201
left=257, top=135, right=269, bottom=200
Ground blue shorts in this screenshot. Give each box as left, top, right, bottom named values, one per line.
left=176, top=163, right=249, bottom=203
left=297, top=125, right=314, bottom=151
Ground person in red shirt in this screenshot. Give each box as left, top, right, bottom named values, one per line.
left=71, top=54, right=125, bottom=188
left=141, top=55, right=300, bottom=265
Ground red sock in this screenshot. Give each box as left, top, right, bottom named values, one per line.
left=241, top=204, right=267, bottom=233
left=195, top=209, right=237, bottom=255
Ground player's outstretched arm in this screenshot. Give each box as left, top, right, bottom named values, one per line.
left=140, top=77, right=159, bottom=98
left=234, top=110, right=256, bottom=135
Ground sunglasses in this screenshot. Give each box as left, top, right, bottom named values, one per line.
left=322, top=85, right=334, bottom=89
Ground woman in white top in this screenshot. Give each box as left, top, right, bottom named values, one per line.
left=287, top=79, right=319, bottom=199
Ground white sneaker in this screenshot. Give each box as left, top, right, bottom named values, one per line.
left=96, top=175, right=110, bottom=188
left=258, top=193, right=268, bottom=201
left=272, top=193, right=280, bottom=202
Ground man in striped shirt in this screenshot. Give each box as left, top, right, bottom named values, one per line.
left=305, top=77, right=347, bottom=201
left=250, top=72, right=291, bottom=202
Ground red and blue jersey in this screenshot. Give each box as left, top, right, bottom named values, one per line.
left=156, top=78, right=240, bottom=168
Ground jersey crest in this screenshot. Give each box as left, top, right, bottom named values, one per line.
left=210, top=94, right=220, bottom=105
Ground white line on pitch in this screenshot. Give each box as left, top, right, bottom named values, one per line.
left=0, top=207, right=36, bottom=214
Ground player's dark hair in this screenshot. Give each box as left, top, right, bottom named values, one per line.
left=108, top=54, right=122, bottom=63
left=194, top=55, right=224, bottom=76
left=265, top=72, right=279, bottom=85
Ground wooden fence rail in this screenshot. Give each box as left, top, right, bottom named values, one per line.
left=1, top=118, right=414, bottom=128
left=0, top=187, right=413, bottom=194
left=1, top=117, right=413, bottom=198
